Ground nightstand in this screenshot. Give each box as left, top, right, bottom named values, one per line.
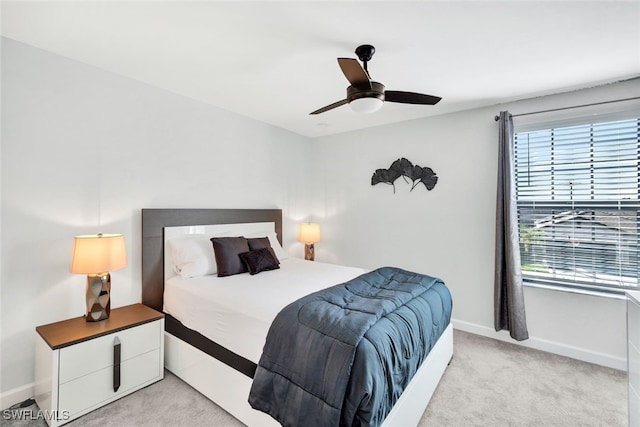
left=34, top=304, right=164, bottom=427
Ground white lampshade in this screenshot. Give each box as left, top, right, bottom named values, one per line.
left=349, top=97, right=383, bottom=113
left=297, top=223, right=321, bottom=244
left=70, top=233, right=127, bottom=274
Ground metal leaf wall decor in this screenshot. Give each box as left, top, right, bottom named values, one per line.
left=371, top=158, right=438, bottom=194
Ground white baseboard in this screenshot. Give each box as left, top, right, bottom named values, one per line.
left=452, top=319, right=626, bottom=371
left=0, top=382, right=34, bottom=411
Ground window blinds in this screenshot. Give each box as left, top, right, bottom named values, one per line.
left=514, top=118, right=639, bottom=290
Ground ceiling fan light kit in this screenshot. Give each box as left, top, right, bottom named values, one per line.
left=348, top=81, right=385, bottom=113
left=310, top=44, right=441, bottom=115
left=350, top=97, right=384, bottom=113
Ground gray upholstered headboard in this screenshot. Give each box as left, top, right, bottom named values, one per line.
left=141, top=208, right=283, bottom=312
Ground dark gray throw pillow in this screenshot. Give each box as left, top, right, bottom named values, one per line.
left=247, top=237, right=280, bottom=264
left=239, top=248, right=280, bottom=275
left=211, top=237, right=250, bottom=277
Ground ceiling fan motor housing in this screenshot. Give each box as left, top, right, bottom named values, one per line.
left=347, top=81, right=385, bottom=103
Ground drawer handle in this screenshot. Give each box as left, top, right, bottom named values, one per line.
left=113, top=337, right=121, bottom=392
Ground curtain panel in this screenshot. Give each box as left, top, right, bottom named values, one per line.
left=494, top=111, right=529, bottom=341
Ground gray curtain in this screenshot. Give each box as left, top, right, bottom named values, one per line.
left=494, top=111, right=529, bottom=341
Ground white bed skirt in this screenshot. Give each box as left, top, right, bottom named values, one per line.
left=164, top=323, right=453, bottom=427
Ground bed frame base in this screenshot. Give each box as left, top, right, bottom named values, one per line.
left=165, top=324, right=453, bottom=427
left=165, top=332, right=278, bottom=426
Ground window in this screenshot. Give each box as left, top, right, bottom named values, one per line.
left=514, top=117, right=639, bottom=292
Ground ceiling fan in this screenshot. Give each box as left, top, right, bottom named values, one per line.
left=310, top=44, right=442, bottom=115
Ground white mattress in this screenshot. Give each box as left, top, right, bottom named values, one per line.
left=164, top=258, right=368, bottom=363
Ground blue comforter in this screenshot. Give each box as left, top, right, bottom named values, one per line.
left=248, top=266, right=452, bottom=427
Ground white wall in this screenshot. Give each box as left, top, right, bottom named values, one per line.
left=0, top=37, right=312, bottom=404
left=311, top=78, right=640, bottom=371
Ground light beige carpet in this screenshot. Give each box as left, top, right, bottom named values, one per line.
left=1, top=330, right=627, bottom=427
left=421, top=331, right=627, bottom=426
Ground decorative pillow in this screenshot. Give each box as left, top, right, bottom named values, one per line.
left=239, top=248, right=280, bottom=275
left=168, top=236, right=217, bottom=278
left=247, top=237, right=280, bottom=264
left=244, top=231, right=288, bottom=261
left=211, top=237, right=250, bottom=277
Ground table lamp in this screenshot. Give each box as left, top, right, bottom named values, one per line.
left=297, top=223, right=320, bottom=261
left=70, top=233, right=127, bottom=322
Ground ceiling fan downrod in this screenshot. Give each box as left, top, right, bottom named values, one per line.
left=355, top=44, right=375, bottom=76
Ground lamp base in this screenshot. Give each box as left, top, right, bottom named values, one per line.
left=86, top=273, right=111, bottom=322
left=304, top=243, right=315, bottom=261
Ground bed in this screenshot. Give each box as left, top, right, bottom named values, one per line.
left=141, top=208, right=453, bottom=426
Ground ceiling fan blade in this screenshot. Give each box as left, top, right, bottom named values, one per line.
left=310, top=99, right=349, bottom=115
left=337, top=58, right=371, bottom=90
left=385, top=91, right=442, bottom=105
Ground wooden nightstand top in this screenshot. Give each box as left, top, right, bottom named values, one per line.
left=36, top=303, right=164, bottom=350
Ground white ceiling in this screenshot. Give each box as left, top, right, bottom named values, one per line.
left=2, top=1, right=639, bottom=138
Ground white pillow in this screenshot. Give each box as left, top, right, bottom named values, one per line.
left=245, top=230, right=288, bottom=261
left=168, top=236, right=218, bottom=278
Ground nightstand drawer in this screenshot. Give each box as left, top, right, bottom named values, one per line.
left=59, top=348, right=161, bottom=417
left=59, top=320, right=161, bottom=383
